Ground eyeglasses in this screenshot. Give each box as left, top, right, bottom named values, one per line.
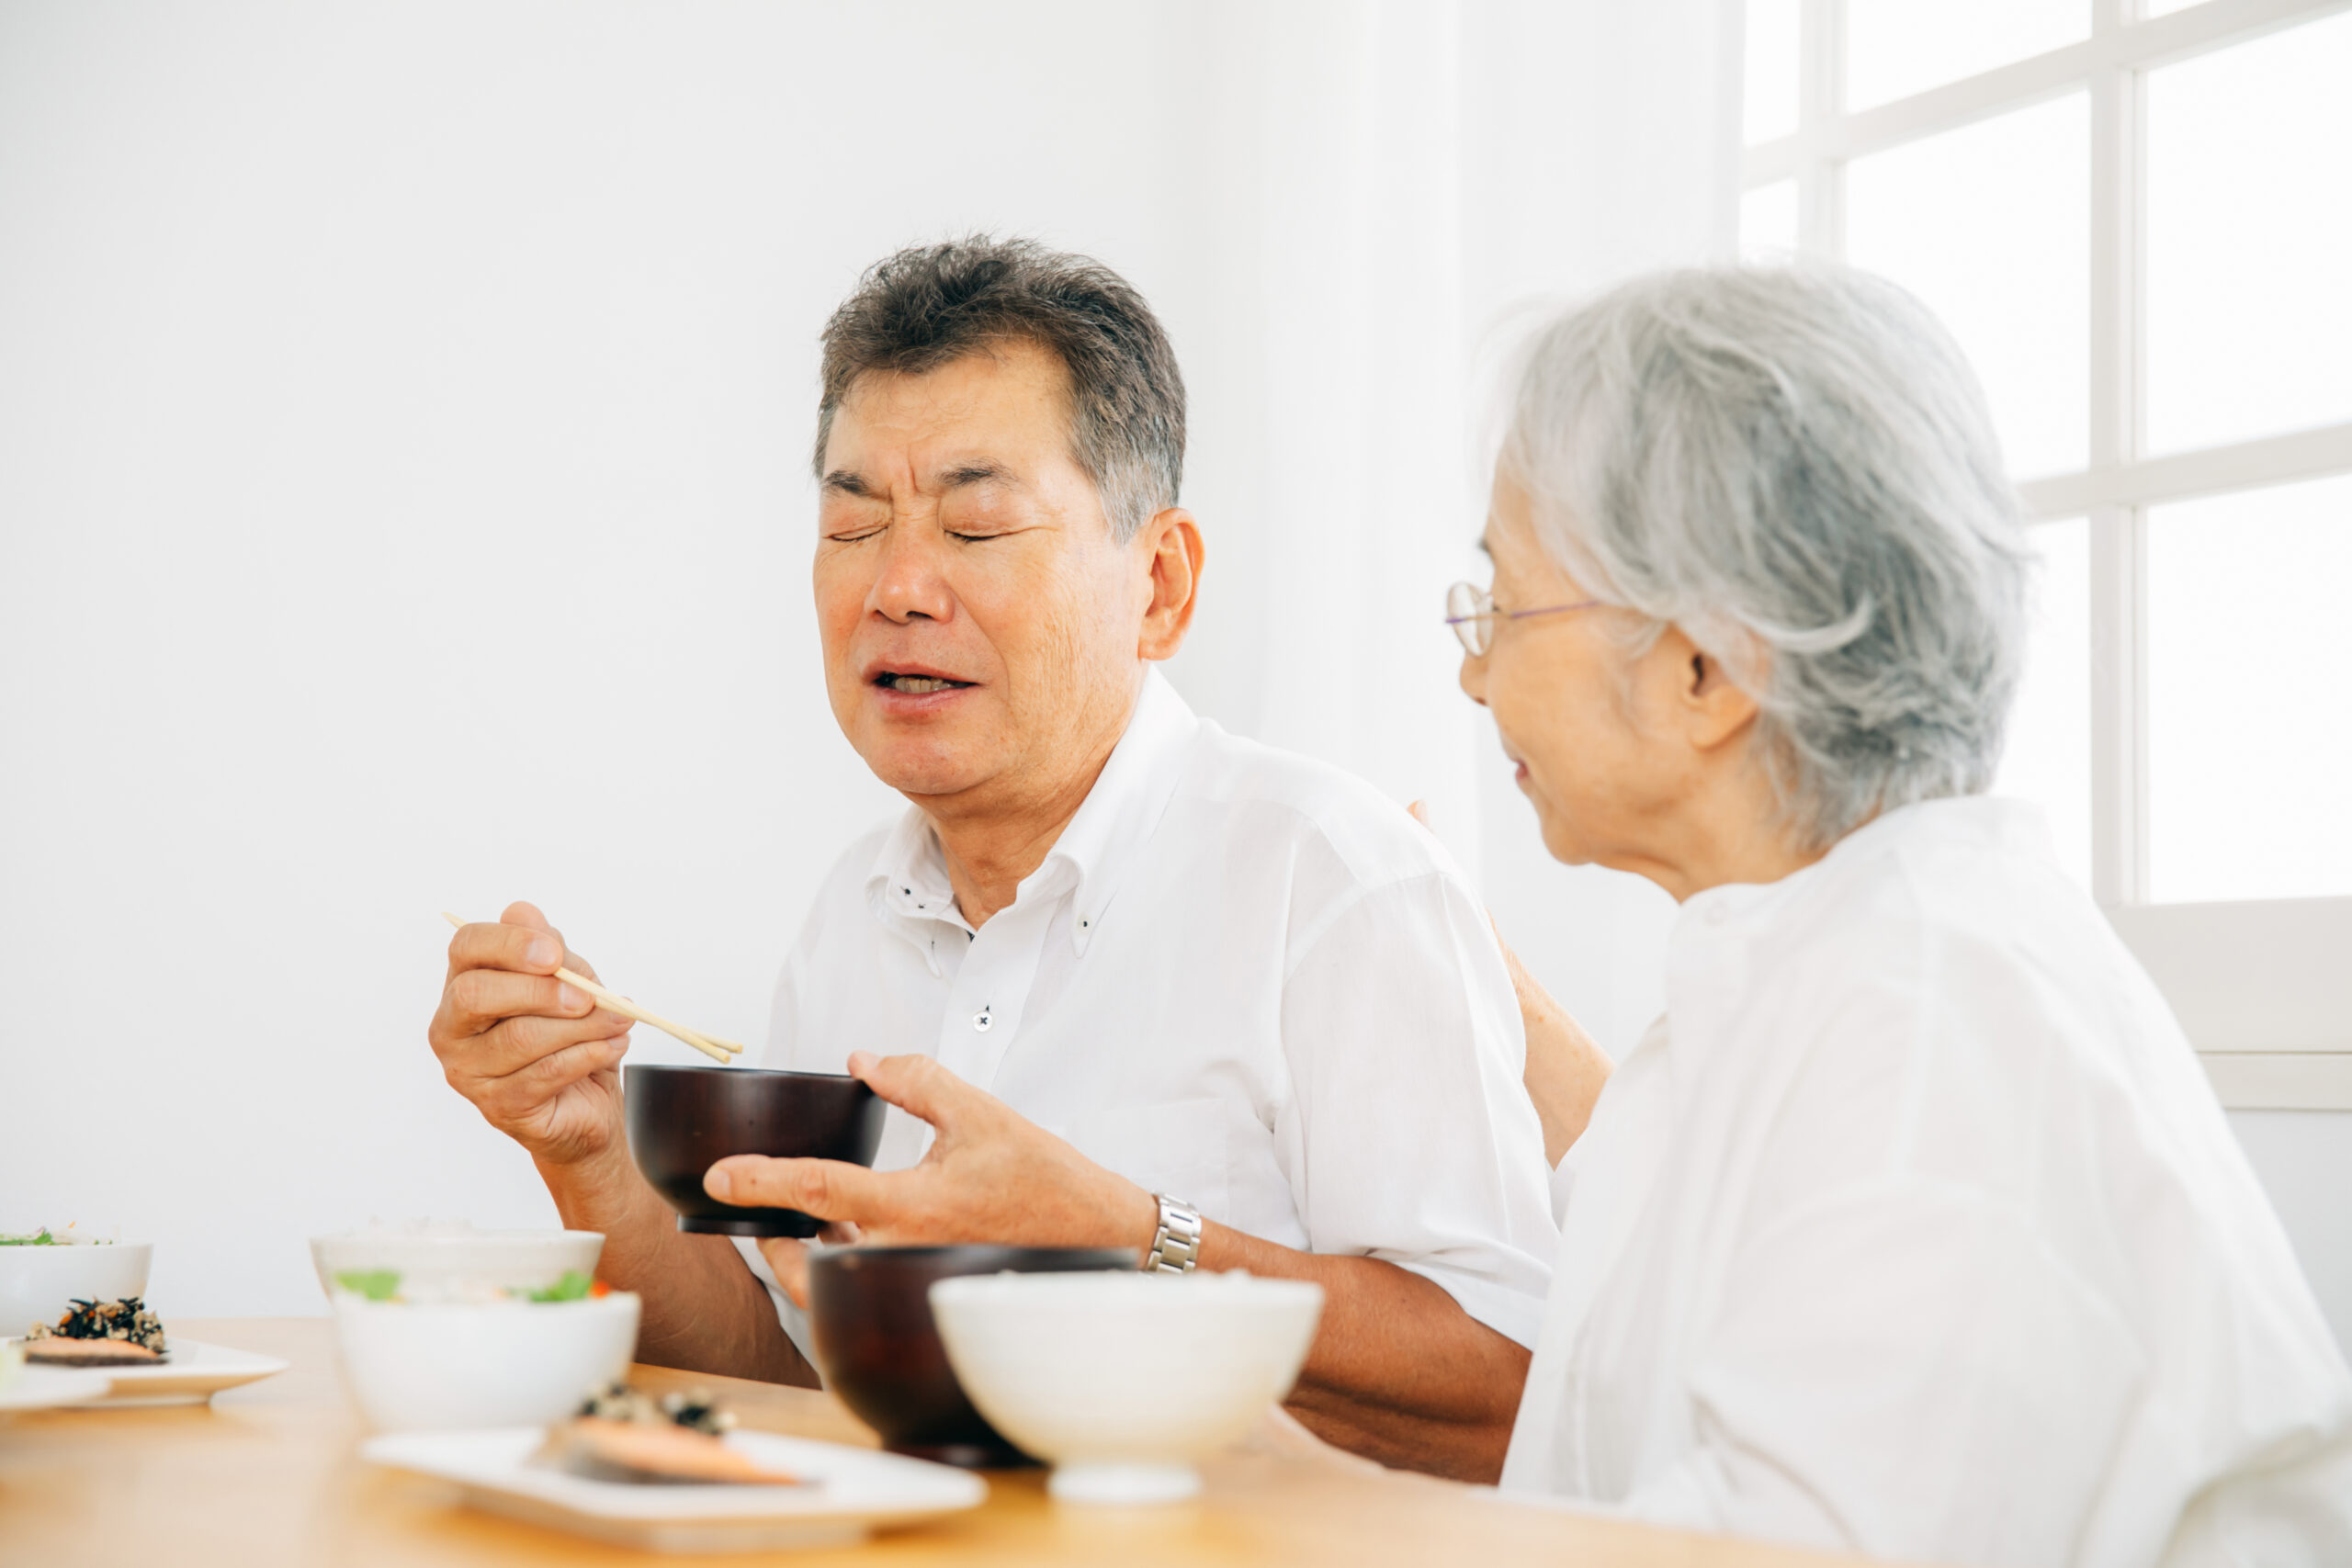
left=1443, top=581, right=1603, bottom=657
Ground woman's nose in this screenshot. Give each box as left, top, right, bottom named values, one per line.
left=1458, top=649, right=1489, bottom=708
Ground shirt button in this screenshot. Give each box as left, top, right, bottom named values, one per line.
left=973, top=1005, right=992, bottom=1032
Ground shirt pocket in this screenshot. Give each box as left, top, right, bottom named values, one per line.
left=1061, top=1097, right=1232, bottom=1225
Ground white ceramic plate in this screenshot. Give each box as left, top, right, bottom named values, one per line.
left=0, top=1363, right=113, bottom=1416
left=1, top=1338, right=293, bottom=1407
left=362, top=1426, right=989, bottom=1553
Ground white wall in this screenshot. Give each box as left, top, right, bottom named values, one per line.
left=0, top=0, right=1543, bottom=1317
left=0, top=0, right=1199, bottom=1314
left=2, top=0, right=2342, bottom=1352
left=2230, top=1112, right=2352, bottom=1354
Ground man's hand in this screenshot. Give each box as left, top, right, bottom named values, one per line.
left=709, top=1046, right=1529, bottom=1481
left=425, top=902, right=813, bottom=1389
left=702, top=1051, right=1158, bottom=1304
left=428, top=901, right=637, bottom=1168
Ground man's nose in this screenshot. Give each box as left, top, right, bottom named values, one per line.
left=867, top=523, right=956, bottom=624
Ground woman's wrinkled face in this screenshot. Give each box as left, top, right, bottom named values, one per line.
left=1458, top=471, right=1708, bottom=879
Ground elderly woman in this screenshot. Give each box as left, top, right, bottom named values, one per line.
left=1464, top=265, right=2352, bottom=1567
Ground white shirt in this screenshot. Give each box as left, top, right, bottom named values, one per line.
left=1501, top=796, right=2352, bottom=1567
left=749, top=669, right=1558, bottom=1348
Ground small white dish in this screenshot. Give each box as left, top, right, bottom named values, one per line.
left=0, top=1362, right=113, bottom=1416
left=334, top=1292, right=639, bottom=1432
left=310, top=1225, right=603, bottom=1301
left=19, top=1337, right=292, bottom=1408
left=362, top=1426, right=987, bottom=1552
left=931, top=1271, right=1323, bottom=1506
left=0, top=1239, right=152, bottom=1336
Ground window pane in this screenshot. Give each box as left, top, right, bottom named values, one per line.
left=1746, top=0, right=1800, bottom=143
left=1741, top=179, right=1799, bottom=260
left=1845, top=93, right=2089, bottom=480
left=1846, top=0, right=2088, bottom=111
left=1995, top=516, right=2091, bottom=890
left=2148, top=473, right=2352, bottom=903
left=2145, top=12, right=2352, bottom=454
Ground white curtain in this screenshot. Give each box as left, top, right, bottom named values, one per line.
left=1165, top=0, right=1745, bottom=1050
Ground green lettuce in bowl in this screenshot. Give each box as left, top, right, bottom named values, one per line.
left=331, top=1268, right=602, bottom=1304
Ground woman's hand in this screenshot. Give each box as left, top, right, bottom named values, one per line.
left=1409, top=802, right=1612, bottom=1166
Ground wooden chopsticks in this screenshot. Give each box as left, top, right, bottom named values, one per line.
left=439, top=912, right=742, bottom=1066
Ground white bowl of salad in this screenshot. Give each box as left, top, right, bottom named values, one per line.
left=0, top=1228, right=151, bottom=1339
left=331, top=1268, right=640, bottom=1433
left=310, top=1222, right=603, bottom=1303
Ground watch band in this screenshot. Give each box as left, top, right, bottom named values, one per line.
left=1142, top=1193, right=1204, bottom=1274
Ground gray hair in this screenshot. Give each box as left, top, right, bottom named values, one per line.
left=813, top=234, right=1185, bottom=542
left=1501, top=264, right=2031, bottom=852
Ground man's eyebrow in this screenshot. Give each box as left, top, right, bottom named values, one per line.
left=935, top=460, right=1015, bottom=491
left=820, top=461, right=1018, bottom=498
left=1476, top=536, right=1492, bottom=558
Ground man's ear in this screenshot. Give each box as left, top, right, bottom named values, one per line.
left=1658, top=626, right=1759, bottom=753
left=1136, top=508, right=1204, bottom=661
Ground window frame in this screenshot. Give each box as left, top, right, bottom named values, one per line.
left=1745, top=0, right=2352, bottom=1109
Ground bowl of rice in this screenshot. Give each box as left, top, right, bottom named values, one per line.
left=330, top=1268, right=640, bottom=1433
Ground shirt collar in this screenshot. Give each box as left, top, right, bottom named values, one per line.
left=863, top=667, right=1201, bottom=957
left=1035, top=666, right=1200, bottom=953
left=1657, top=795, right=2044, bottom=1080
left=868, top=805, right=967, bottom=935
left=1675, top=794, right=2055, bottom=939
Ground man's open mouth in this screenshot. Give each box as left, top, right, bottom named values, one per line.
left=873, top=671, right=975, bottom=694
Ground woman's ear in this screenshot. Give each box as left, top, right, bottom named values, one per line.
left=1657, top=627, right=1759, bottom=753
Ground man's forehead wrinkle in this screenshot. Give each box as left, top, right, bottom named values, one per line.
left=815, top=450, right=1024, bottom=510
left=821, top=344, right=1080, bottom=511
left=842, top=363, right=994, bottom=436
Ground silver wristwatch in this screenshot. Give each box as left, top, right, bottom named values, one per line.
left=1142, top=1193, right=1204, bottom=1274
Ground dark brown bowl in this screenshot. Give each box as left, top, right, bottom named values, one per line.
left=624, top=1064, right=886, bottom=1239
left=808, top=1244, right=1138, bottom=1469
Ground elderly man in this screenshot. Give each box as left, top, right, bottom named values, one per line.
left=429, top=236, right=1556, bottom=1479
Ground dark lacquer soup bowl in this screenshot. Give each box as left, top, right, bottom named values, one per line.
left=624, top=1064, right=886, bottom=1239
left=808, top=1244, right=1139, bottom=1469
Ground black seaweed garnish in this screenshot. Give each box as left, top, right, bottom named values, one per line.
left=575, top=1380, right=734, bottom=1436
left=26, top=1295, right=168, bottom=1353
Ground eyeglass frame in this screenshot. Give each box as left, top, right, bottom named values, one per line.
left=1443, top=580, right=1604, bottom=657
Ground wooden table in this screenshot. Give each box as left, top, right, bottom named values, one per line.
left=0, top=1319, right=1863, bottom=1566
